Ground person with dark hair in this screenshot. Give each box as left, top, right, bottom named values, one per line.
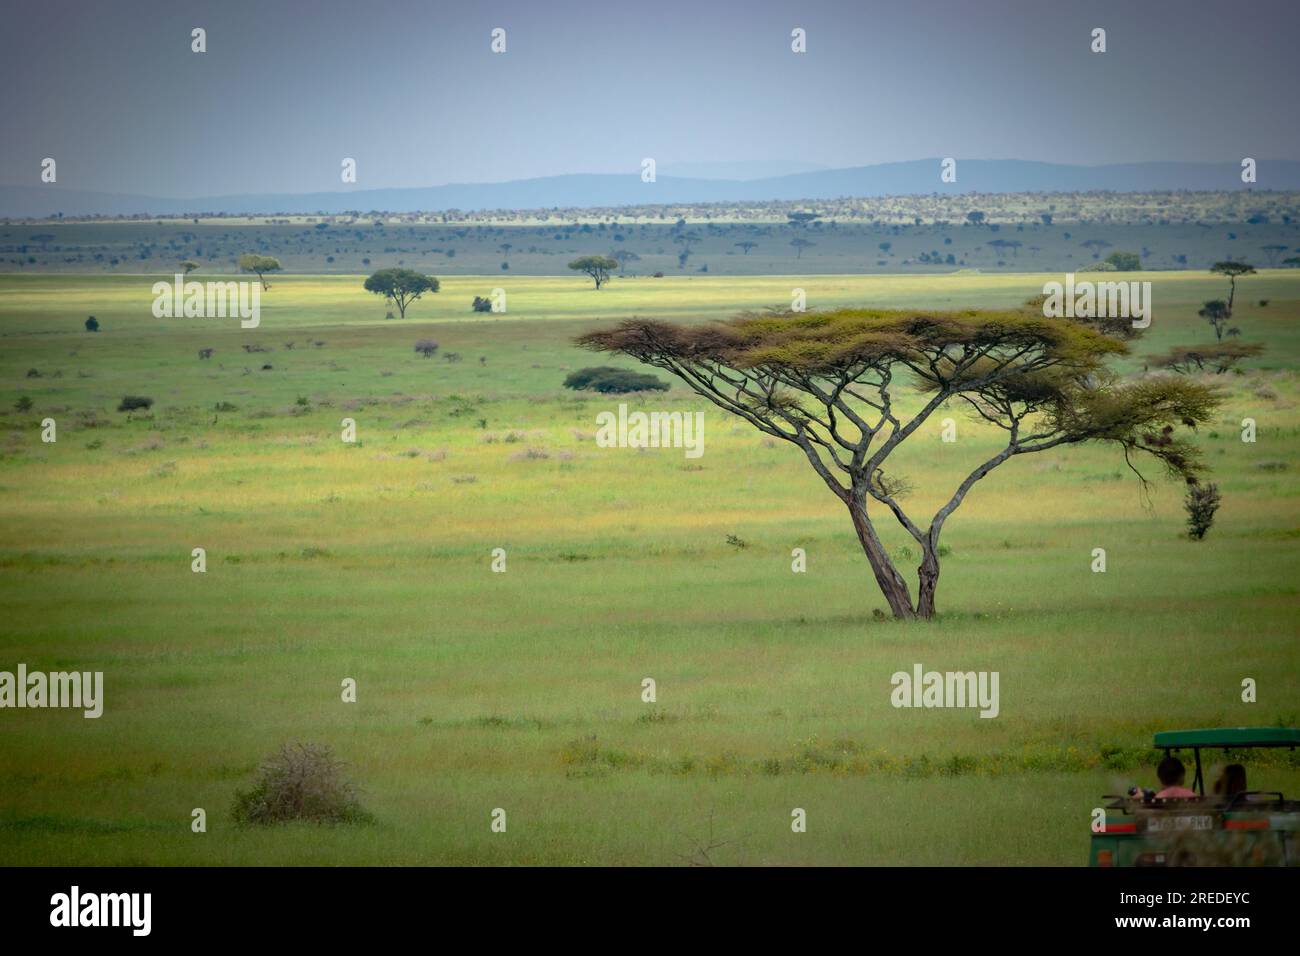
left=1155, top=756, right=1198, bottom=799
left=1213, top=764, right=1247, bottom=799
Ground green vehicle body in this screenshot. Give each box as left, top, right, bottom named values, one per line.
left=1089, top=728, right=1300, bottom=867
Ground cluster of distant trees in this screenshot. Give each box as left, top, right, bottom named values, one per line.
left=1152, top=261, right=1265, bottom=376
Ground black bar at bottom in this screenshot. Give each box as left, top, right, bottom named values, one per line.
left=0, top=865, right=1288, bottom=940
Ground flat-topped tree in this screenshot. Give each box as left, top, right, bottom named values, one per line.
left=612, top=249, right=641, bottom=273
left=363, top=268, right=439, bottom=318
left=238, top=254, right=281, bottom=290
left=578, top=307, right=1220, bottom=620
left=568, top=255, right=618, bottom=290
left=1210, top=261, right=1255, bottom=312
left=1153, top=341, right=1265, bottom=375
left=790, top=237, right=816, bottom=259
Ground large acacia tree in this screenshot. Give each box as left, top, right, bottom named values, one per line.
left=578, top=306, right=1220, bottom=620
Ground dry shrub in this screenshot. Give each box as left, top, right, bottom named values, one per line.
left=76, top=410, right=110, bottom=429
left=510, top=447, right=550, bottom=461
left=232, top=742, right=373, bottom=826
left=125, top=435, right=165, bottom=455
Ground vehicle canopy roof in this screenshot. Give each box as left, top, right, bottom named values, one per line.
left=1154, top=727, right=1300, bottom=749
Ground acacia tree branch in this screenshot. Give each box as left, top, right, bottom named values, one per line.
left=666, top=359, right=851, bottom=494
left=930, top=441, right=1019, bottom=542
left=864, top=480, right=927, bottom=545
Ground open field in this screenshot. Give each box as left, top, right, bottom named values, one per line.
left=1, top=271, right=1298, bottom=865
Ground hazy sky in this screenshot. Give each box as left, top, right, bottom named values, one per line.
left=2, top=0, right=1297, bottom=196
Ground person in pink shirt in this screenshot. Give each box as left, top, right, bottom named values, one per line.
left=1154, top=756, right=1198, bottom=799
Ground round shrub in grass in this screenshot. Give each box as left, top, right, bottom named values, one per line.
left=563, top=366, right=669, bottom=394
left=116, top=395, right=154, bottom=412
left=232, top=742, right=373, bottom=826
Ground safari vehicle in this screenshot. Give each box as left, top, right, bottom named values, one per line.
left=1089, top=727, right=1300, bottom=867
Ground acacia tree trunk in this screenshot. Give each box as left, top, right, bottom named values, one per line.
left=916, top=537, right=941, bottom=620
left=846, top=494, right=916, bottom=620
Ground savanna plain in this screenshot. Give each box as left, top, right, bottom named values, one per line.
left=1, top=265, right=1297, bottom=865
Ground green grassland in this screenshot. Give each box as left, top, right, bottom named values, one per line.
left=1, top=270, right=1298, bottom=865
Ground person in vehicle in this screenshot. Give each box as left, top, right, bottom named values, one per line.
left=1154, top=756, right=1198, bottom=798
left=1213, top=763, right=1247, bottom=799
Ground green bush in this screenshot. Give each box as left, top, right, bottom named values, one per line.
left=1104, top=250, right=1142, bottom=271
left=563, top=366, right=669, bottom=394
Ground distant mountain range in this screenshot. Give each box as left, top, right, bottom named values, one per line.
left=3, top=159, right=1296, bottom=218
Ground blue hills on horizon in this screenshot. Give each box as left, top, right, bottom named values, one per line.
left=3, top=158, right=1297, bottom=218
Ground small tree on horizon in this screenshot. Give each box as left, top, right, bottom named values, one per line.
left=1210, top=261, right=1255, bottom=313
left=790, top=237, right=815, bottom=259
left=612, top=249, right=641, bottom=273
left=1152, top=341, right=1265, bottom=374
left=568, top=255, right=618, bottom=290
left=238, top=254, right=282, bottom=290
left=1104, top=251, right=1142, bottom=271
left=363, top=268, right=439, bottom=318
left=1198, top=299, right=1232, bottom=340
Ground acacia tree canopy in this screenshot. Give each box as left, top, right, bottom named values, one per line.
left=1210, top=261, right=1256, bottom=312
left=568, top=256, right=618, bottom=289
left=577, top=305, right=1220, bottom=621
left=1153, top=341, right=1265, bottom=374
left=238, top=254, right=281, bottom=290
left=363, top=268, right=439, bottom=318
